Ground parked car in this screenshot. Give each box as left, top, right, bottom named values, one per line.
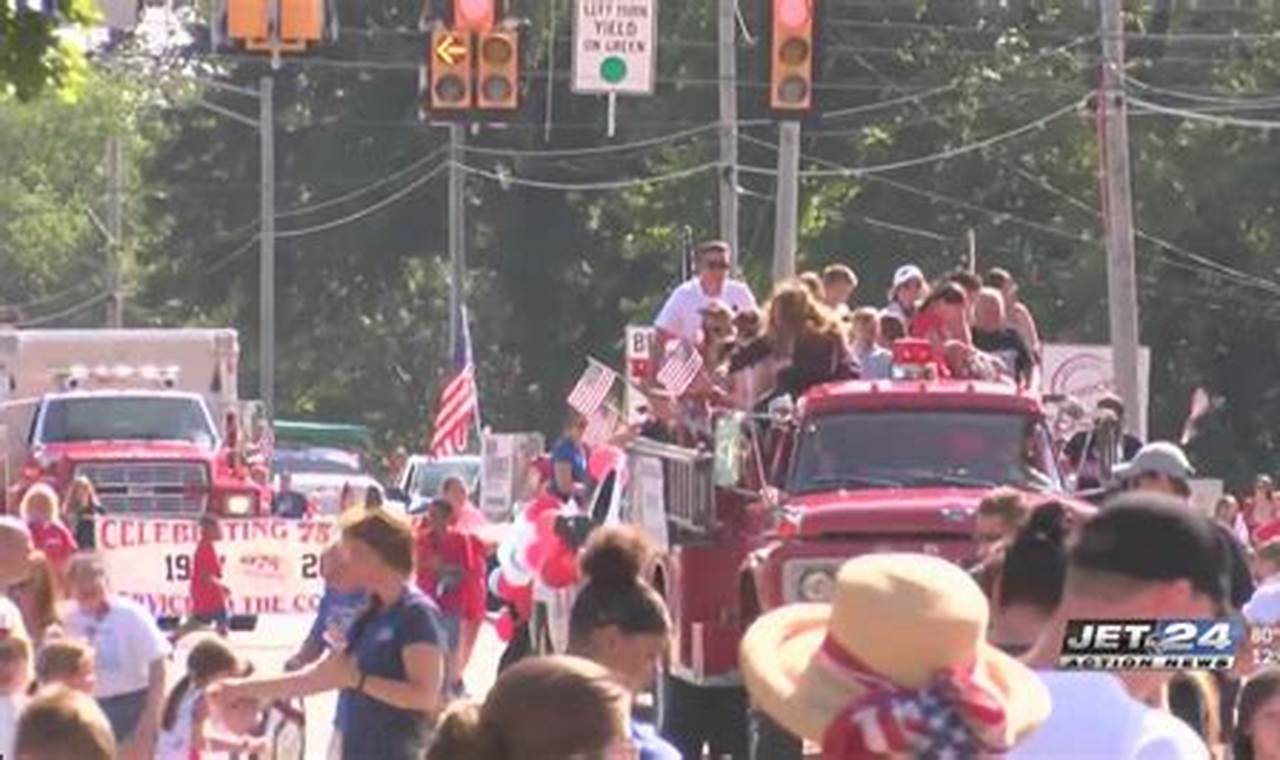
left=397, top=454, right=481, bottom=515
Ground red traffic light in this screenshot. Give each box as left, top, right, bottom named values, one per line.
left=455, top=0, right=495, bottom=31
left=476, top=29, right=519, bottom=110
left=770, top=0, right=815, bottom=111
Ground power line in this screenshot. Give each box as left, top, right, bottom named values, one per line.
left=856, top=214, right=953, bottom=242
left=275, top=162, right=450, bottom=240
left=276, top=146, right=449, bottom=220
left=742, top=100, right=1082, bottom=177
left=461, top=122, right=726, bottom=158
left=1003, top=161, right=1280, bottom=298
left=18, top=292, right=112, bottom=327
left=1129, top=95, right=1280, bottom=130
left=455, top=160, right=721, bottom=191
left=1125, top=76, right=1280, bottom=104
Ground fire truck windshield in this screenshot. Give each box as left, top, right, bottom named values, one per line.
left=787, top=410, right=1062, bottom=494
left=37, top=396, right=217, bottom=448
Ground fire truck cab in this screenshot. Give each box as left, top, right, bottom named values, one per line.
left=0, top=329, right=270, bottom=517
left=602, top=353, right=1085, bottom=758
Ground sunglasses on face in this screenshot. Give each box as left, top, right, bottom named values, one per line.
left=975, top=531, right=1005, bottom=545
left=703, top=259, right=730, bottom=271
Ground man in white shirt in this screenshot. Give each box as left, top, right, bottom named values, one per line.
left=0, top=516, right=33, bottom=641
left=1012, top=494, right=1226, bottom=759
left=64, top=553, right=169, bottom=760
left=653, top=240, right=758, bottom=345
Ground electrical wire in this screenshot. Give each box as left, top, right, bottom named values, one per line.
left=201, top=232, right=261, bottom=277
left=454, top=161, right=721, bottom=191
left=0, top=277, right=105, bottom=312
left=857, top=214, right=953, bottom=242
left=274, top=161, right=450, bottom=240
left=18, top=292, right=112, bottom=327
left=1003, top=160, right=1280, bottom=297
left=1129, top=96, right=1280, bottom=130
left=741, top=100, right=1082, bottom=177
left=461, top=122, right=724, bottom=158
left=276, top=146, right=449, bottom=220
left=1126, top=75, right=1280, bottom=106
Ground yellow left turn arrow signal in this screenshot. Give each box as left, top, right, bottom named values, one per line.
left=435, top=33, right=468, bottom=66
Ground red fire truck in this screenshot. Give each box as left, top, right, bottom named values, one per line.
left=0, top=329, right=270, bottom=517
left=537, top=344, right=1091, bottom=758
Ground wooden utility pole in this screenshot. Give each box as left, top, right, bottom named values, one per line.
left=717, top=0, right=740, bottom=257
left=1098, top=0, right=1142, bottom=436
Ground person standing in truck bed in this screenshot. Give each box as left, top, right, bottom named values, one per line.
left=21, top=484, right=77, bottom=576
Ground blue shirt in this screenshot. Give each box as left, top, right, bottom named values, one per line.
left=341, top=585, right=445, bottom=760
left=857, top=346, right=894, bottom=380
left=632, top=720, right=683, bottom=760
left=306, top=588, right=368, bottom=730
left=550, top=437, right=587, bottom=496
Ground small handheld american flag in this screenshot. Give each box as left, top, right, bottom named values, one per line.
left=567, top=359, right=617, bottom=416
left=657, top=339, right=704, bottom=397
left=583, top=405, right=622, bottom=447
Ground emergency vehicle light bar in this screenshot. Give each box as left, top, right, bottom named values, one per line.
left=59, top=364, right=182, bottom=391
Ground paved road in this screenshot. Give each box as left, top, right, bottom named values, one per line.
left=226, top=614, right=504, bottom=758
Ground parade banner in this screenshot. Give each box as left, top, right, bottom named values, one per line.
left=95, top=516, right=334, bottom=618
left=1042, top=343, right=1151, bottom=440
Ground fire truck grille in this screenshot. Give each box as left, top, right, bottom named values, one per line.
left=75, top=462, right=210, bottom=514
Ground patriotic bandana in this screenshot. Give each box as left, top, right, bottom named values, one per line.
left=817, top=636, right=1011, bottom=760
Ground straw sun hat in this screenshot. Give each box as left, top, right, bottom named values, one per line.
left=741, top=553, right=1050, bottom=758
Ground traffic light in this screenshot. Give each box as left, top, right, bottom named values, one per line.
left=454, top=0, right=495, bottom=32
left=279, top=0, right=324, bottom=43
left=429, top=27, right=473, bottom=111
left=476, top=29, right=519, bottom=110
left=228, top=0, right=268, bottom=42
left=770, top=0, right=815, bottom=112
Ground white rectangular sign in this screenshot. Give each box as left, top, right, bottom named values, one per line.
left=1042, top=343, right=1151, bottom=440
left=96, top=517, right=332, bottom=618
left=572, top=0, right=657, bottom=95
left=625, top=325, right=654, bottom=425
left=481, top=432, right=545, bottom=521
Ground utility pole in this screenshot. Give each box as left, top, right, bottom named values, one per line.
left=105, top=136, right=125, bottom=328
left=1098, top=0, right=1141, bottom=437
left=772, top=120, right=800, bottom=283
left=448, top=122, right=466, bottom=348
left=259, top=75, right=276, bottom=421
left=717, top=0, right=739, bottom=258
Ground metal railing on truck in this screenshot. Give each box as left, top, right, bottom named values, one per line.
left=625, top=436, right=716, bottom=537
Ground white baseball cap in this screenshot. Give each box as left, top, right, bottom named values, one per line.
left=892, top=264, right=925, bottom=290
left=1114, top=441, right=1195, bottom=481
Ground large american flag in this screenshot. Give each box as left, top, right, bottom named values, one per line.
left=657, top=339, right=704, bottom=397
left=429, top=306, right=478, bottom=458
left=567, top=359, right=617, bottom=416
left=583, top=405, right=621, bottom=447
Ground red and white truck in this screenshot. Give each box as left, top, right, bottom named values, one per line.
left=0, top=329, right=270, bottom=517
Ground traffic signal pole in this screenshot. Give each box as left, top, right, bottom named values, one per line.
left=772, top=120, right=800, bottom=283
left=717, top=0, right=739, bottom=257
left=1098, top=0, right=1141, bottom=436
left=259, top=75, right=276, bottom=421
left=448, top=122, right=466, bottom=349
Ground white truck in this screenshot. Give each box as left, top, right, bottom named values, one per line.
left=0, top=328, right=270, bottom=516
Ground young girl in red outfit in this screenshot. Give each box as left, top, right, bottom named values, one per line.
left=21, top=484, right=76, bottom=573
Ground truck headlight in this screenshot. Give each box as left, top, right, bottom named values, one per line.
left=226, top=494, right=252, bottom=515
left=797, top=568, right=836, bottom=602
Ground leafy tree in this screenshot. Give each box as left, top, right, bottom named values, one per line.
left=0, top=0, right=95, bottom=100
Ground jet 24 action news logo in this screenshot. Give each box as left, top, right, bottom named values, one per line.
left=1059, top=619, right=1243, bottom=671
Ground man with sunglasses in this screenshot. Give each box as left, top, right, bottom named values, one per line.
left=653, top=240, right=757, bottom=346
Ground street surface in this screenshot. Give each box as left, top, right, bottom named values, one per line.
left=228, top=614, right=503, bottom=758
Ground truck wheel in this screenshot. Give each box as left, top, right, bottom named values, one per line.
left=748, top=709, right=803, bottom=760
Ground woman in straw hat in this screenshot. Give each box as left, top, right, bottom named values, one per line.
left=740, top=552, right=1050, bottom=759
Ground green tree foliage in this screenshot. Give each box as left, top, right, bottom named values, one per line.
left=0, top=0, right=95, bottom=100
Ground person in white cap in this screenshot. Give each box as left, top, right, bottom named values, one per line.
left=884, top=264, right=928, bottom=325
left=1114, top=440, right=1196, bottom=500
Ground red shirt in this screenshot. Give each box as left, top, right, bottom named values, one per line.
left=190, top=539, right=226, bottom=615
left=416, top=526, right=479, bottom=616
left=29, top=520, right=76, bottom=566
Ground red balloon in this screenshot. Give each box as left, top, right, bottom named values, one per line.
left=509, top=582, right=533, bottom=621
left=523, top=492, right=559, bottom=522
left=588, top=445, right=623, bottom=481
left=496, top=573, right=529, bottom=603
left=492, top=609, right=515, bottom=642
left=540, top=547, right=581, bottom=589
